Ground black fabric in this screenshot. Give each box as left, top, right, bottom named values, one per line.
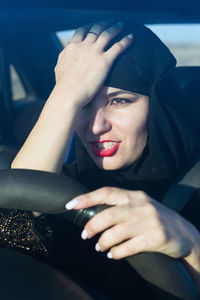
left=64, top=22, right=200, bottom=201
left=181, top=189, right=200, bottom=232
left=48, top=216, right=154, bottom=300
left=104, top=22, right=176, bottom=96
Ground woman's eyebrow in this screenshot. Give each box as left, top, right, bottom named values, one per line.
left=107, top=91, right=138, bottom=97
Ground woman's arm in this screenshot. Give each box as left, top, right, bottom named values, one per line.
left=11, top=21, right=133, bottom=173
left=11, top=88, right=80, bottom=173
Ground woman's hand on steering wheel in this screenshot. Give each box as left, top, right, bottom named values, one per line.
left=54, top=21, right=133, bottom=109
left=66, top=186, right=198, bottom=260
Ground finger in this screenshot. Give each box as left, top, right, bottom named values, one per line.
left=95, top=220, right=136, bottom=251
left=84, top=205, right=132, bottom=239
left=71, top=23, right=94, bottom=43
left=95, top=22, right=124, bottom=50
left=108, top=229, right=168, bottom=260
left=65, top=186, right=131, bottom=210
left=66, top=189, right=148, bottom=211
left=84, top=20, right=114, bottom=43
left=107, top=235, right=147, bottom=260
left=106, top=34, right=134, bottom=62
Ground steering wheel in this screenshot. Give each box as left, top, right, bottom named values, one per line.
left=0, top=168, right=198, bottom=300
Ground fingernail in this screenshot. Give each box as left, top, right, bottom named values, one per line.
left=117, top=21, right=123, bottom=26
left=81, top=229, right=88, bottom=240
left=65, top=198, right=79, bottom=210
left=107, top=252, right=113, bottom=259
left=127, top=33, right=134, bottom=39
left=95, top=243, right=101, bottom=252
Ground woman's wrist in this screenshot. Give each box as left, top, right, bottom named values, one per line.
left=47, top=84, right=84, bottom=113
left=47, top=82, right=91, bottom=114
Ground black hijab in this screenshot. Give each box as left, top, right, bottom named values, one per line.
left=64, top=22, right=200, bottom=201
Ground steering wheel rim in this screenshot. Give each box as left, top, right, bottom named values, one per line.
left=0, top=168, right=198, bottom=300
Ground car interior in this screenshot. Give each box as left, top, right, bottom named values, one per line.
left=0, top=1, right=200, bottom=299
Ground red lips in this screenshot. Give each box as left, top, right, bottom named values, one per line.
left=90, top=140, right=120, bottom=157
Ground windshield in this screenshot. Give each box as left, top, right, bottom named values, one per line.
left=56, top=23, right=200, bottom=66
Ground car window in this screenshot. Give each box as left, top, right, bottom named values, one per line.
left=56, top=29, right=75, bottom=47
left=10, top=64, right=26, bottom=101
left=146, top=24, right=200, bottom=66
left=56, top=24, right=200, bottom=66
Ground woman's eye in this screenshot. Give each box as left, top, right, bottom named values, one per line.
left=110, top=98, right=132, bottom=105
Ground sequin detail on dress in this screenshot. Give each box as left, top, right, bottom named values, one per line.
left=0, top=209, right=53, bottom=257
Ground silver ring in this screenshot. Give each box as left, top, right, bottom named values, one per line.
left=88, top=31, right=98, bottom=36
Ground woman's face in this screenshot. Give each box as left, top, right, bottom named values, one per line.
left=75, top=86, right=149, bottom=170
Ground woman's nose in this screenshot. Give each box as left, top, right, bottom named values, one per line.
left=89, top=108, right=111, bottom=135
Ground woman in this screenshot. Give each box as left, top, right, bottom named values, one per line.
left=11, top=20, right=200, bottom=298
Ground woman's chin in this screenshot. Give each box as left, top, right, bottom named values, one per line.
left=92, top=156, right=124, bottom=171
